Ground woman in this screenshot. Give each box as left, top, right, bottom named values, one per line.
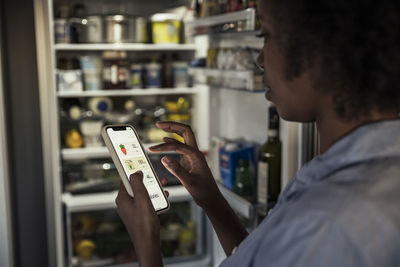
left=115, top=1, right=400, bottom=266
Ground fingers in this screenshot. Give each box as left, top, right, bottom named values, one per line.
left=116, top=182, right=132, bottom=206
left=160, top=177, right=168, bottom=186
left=129, top=171, right=145, bottom=196
left=149, top=139, right=197, bottom=155
left=163, top=137, right=176, bottom=143
left=155, top=121, right=198, bottom=149
left=161, top=156, right=191, bottom=186
left=164, top=190, right=169, bottom=198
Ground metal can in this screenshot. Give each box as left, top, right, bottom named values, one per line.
left=105, top=15, right=134, bottom=43
left=85, top=16, right=103, bottom=43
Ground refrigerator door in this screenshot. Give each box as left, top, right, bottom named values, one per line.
left=0, top=31, right=14, bottom=267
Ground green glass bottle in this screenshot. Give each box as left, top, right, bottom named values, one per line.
left=234, top=159, right=254, bottom=202
left=257, top=105, right=282, bottom=216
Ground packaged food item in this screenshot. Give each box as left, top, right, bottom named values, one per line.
left=144, top=62, right=162, bottom=88
left=56, top=70, right=84, bottom=92
left=80, top=120, right=104, bottom=147
left=54, top=19, right=70, bottom=43
left=220, top=142, right=255, bottom=190
left=172, top=62, right=189, bottom=88
left=105, top=15, right=135, bottom=43
left=208, top=136, right=227, bottom=183
left=103, top=51, right=128, bottom=89
left=124, top=99, right=136, bottom=112
left=129, top=64, right=143, bottom=89
left=164, top=97, right=190, bottom=113
left=87, top=97, right=113, bottom=116
left=80, top=56, right=102, bottom=91
left=134, top=17, right=149, bottom=43
left=65, top=129, right=84, bottom=148
left=69, top=4, right=87, bottom=43
left=85, top=16, right=103, bottom=43
left=151, top=13, right=181, bottom=44
left=76, top=239, right=96, bottom=260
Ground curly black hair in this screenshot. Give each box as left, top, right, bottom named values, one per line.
left=268, top=0, right=400, bottom=120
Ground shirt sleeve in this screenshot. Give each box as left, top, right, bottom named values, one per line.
left=252, top=213, right=361, bottom=267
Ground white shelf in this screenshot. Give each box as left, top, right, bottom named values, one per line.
left=62, top=147, right=109, bottom=160
left=217, top=183, right=256, bottom=219
left=62, top=186, right=192, bottom=213
left=189, top=67, right=263, bottom=92
left=57, top=88, right=197, bottom=98
left=61, top=144, right=166, bottom=160
left=188, top=8, right=256, bottom=32
left=54, top=43, right=197, bottom=51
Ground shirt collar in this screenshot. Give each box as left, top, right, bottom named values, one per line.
left=295, top=119, right=400, bottom=184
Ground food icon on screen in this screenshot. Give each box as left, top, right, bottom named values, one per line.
left=124, top=159, right=135, bottom=171
left=120, top=144, right=127, bottom=155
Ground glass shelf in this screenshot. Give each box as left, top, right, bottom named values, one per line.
left=188, top=8, right=257, bottom=33
left=54, top=43, right=197, bottom=51
left=57, top=88, right=197, bottom=98
left=217, top=182, right=257, bottom=220
left=189, top=67, right=264, bottom=92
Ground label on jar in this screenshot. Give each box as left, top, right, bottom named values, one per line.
left=257, top=161, right=268, bottom=206
left=111, top=65, right=118, bottom=84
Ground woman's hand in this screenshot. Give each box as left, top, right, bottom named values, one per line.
left=115, top=171, right=164, bottom=267
left=149, top=121, right=223, bottom=209
left=149, top=121, right=248, bottom=256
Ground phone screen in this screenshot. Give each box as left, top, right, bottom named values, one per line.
left=106, top=126, right=168, bottom=212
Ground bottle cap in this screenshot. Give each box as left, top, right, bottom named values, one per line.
left=268, top=105, right=280, bottom=130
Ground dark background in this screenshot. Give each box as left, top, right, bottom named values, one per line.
left=1, top=0, right=48, bottom=266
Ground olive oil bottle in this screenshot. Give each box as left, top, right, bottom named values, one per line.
left=257, top=105, right=281, bottom=216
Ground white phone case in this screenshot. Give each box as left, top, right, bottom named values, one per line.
left=101, top=124, right=170, bottom=213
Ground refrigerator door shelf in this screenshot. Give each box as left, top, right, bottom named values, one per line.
left=62, top=186, right=192, bottom=213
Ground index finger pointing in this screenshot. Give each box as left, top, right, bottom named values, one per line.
left=155, top=121, right=198, bottom=149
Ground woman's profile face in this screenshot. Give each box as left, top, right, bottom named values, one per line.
left=256, top=1, right=326, bottom=123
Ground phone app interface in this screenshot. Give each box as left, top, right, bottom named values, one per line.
left=107, top=127, right=168, bottom=211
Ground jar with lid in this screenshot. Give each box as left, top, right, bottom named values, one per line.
left=102, top=51, right=128, bottom=89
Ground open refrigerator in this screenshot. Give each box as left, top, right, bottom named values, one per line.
left=33, top=1, right=316, bottom=266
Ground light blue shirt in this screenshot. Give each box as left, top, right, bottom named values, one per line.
left=220, top=119, right=400, bottom=267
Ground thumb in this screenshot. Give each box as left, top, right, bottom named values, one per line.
left=161, top=156, right=191, bottom=186
left=129, top=171, right=151, bottom=202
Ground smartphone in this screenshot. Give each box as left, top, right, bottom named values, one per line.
left=102, top=124, right=169, bottom=213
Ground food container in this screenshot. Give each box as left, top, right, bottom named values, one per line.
left=151, top=13, right=181, bottom=44
left=69, top=17, right=86, bottom=43
left=54, top=19, right=70, bottom=43
left=87, top=97, right=113, bottom=116
left=172, top=62, right=189, bottom=88
left=56, top=70, right=83, bottom=92
left=134, top=17, right=148, bottom=43
left=85, top=16, right=103, bottom=43
left=129, top=64, right=143, bottom=89
left=102, top=51, right=128, bottom=89
left=80, top=120, right=104, bottom=147
left=80, top=56, right=102, bottom=90
left=105, top=15, right=135, bottom=43
left=144, top=62, right=162, bottom=88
